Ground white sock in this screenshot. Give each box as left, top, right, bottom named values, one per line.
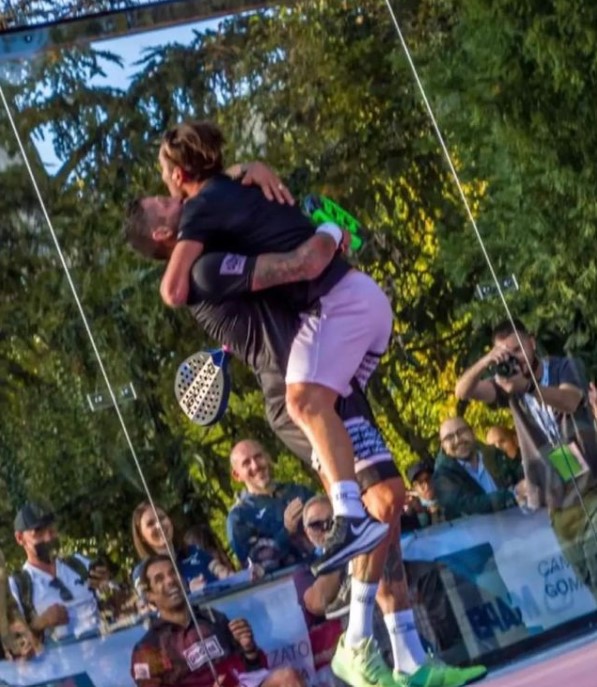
left=330, top=480, right=366, bottom=519
left=384, top=609, right=427, bottom=674
left=345, top=578, right=378, bottom=647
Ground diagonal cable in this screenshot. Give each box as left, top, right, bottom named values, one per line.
left=0, top=83, right=226, bottom=684
left=382, top=0, right=597, bottom=540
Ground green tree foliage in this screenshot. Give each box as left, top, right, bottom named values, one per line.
left=2, top=0, right=594, bottom=568
left=423, top=0, right=597, bottom=370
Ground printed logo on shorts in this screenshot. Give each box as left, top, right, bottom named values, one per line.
left=220, top=253, right=247, bottom=276
left=133, top=663, right=151, bottom=680
left=183, top=636, right=225, bottom=671
left=344, top=416, right=391, bottom=462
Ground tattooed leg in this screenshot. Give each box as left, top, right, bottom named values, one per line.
left=356, top=477, right=410, bottom=611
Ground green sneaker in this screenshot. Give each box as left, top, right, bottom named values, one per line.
left=399, top=660, right=487, bottom=687
left=331, top=633, right=407, bottom=687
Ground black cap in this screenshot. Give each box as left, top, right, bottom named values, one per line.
left=407, top=461, right=433, bottom=484
left=14, top=502, right=55, bottom=532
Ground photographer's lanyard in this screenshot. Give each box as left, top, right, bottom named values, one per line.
left=523, top=360, right=560, bottom=446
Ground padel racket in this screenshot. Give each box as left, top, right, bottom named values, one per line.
left=175, top=348, right=230, bottom=426
left=303, top=194, right=367, bottom=252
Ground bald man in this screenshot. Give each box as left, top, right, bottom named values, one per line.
left=226, top=439, right=315, bottom=570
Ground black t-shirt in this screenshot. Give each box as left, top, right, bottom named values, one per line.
left=188, top=287, right=309, bottom=457
left=179, top=174, right=350, bottom=310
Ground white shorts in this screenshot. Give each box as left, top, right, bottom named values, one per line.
left=285, top=270, right=393, bottom=396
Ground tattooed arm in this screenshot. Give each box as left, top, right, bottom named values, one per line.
left=251, top=229, right=350, bottom=291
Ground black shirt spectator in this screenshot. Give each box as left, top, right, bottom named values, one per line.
left=404, top=461, right=444, bottom=527
left=432, top=418, right=523, bottom=521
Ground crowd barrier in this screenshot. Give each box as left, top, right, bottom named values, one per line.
left=0, top=506, right=595, bottom=686
left=402, top=507, right=597, bottom=661
left=0, top=569, right=340, bottom=687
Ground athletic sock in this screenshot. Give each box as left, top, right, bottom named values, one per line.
left=330, top=480, right=366, bottom=519
left=383, top=609, right=427, bottom=674
left=345, top=578, right=378, bottom=647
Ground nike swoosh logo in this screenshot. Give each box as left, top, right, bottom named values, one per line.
left=349, top=519, right=370, bottom=537
left=256, top=508, right=267, bottom=520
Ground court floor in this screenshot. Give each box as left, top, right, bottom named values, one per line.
left=484, top=629, right=597, bottom=687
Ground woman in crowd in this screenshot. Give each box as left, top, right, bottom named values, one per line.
left=131, top=502, right=234, bottom=594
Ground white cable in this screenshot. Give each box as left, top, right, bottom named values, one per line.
left=382, top=0, right=597, bottom=536
left=0, top=84, right=225, bottom=685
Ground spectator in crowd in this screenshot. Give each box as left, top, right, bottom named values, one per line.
left=227, top=439, right=314, bottom=570
left=400, top=491, right=428, bottom=533
left=183, top=524, right=235, bottom=573
left=433, top=417, right=525, bottom=521
left=300, top=495, right=350, bottom=620
left=131, top=502, right=234, bottom=594
left=405, top=461, right=444, bottom=527
left=455, top=318, right=597, bottom=595
left=485, top=425, right=521, bottom=463
left=130, top=555, right=305, bottom=687
left=0, top=549, right=40, bottom=660
left=9, top=502, right=111, bottom=643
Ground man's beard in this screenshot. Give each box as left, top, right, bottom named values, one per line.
left=34, top=538, right=60, bottom=564
left=453, top=445, right=475, bottom=461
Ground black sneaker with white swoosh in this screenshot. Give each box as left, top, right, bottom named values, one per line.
left=311, top=514, right=389, bottom=576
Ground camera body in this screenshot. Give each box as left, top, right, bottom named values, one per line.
left=489, top=355, right=520, bottom=378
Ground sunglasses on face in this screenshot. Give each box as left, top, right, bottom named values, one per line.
left=49, top=577, right=74, bottom=602
left=306, top=519, right=333, bottom=533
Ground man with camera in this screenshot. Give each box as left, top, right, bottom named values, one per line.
left=455, top=318, right=597, bottom=595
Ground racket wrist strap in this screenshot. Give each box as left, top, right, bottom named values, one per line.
left=316, top=222, right=343, bottom=247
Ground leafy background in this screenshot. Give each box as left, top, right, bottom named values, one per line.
left=0, top=0, right=596, bottom=569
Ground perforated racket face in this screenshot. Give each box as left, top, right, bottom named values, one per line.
left=175, top=351, right=227, bottom=426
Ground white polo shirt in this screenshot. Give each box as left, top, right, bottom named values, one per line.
left=9, top=556, right=100, bottom=642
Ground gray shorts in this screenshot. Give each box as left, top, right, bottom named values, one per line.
left=285, top=270, right=393, bottom=396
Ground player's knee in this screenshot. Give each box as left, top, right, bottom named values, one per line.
left=363, top=477, right=405, bottom=524
left=263, top=666, right=305, bottom=687
left=285, top=384, right=335, bottom=425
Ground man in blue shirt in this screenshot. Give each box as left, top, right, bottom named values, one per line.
left=227, top=439, right=314, bottom=570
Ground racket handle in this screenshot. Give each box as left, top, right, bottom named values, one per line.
left=304, top=194, right=365, bottom=252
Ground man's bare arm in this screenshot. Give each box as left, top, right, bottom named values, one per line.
left=531, top=383, right=583, bottom=414
left=251, top=230, right=348, bottom=292
left=160, top=240, right=204, bottom=307
left=302, top=570, right=343, bottom=617
left=455, top=352, right=499, bottom=403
